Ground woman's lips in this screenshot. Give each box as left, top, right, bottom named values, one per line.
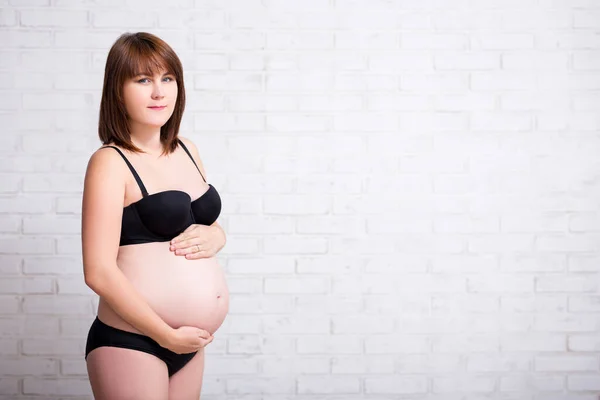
left=148, top=106, right=166, bottom=110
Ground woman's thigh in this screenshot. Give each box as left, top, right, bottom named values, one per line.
left=168, top=348, right=205, bottom=400
left=86, top=346, right=169, bottom=400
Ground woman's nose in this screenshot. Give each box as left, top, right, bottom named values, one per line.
left=151, top=83, right=164, bottom=99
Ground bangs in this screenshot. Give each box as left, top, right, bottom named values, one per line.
left=123, top=42, right=176, bottom=79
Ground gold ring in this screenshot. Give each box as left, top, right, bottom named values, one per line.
left=195, top=245, right=200, bottom=253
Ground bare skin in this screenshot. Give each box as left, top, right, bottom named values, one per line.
left=99, top=242, right=229, bottom=335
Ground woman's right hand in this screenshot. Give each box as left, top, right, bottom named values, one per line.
left=160, top=326, right=213, bottom=354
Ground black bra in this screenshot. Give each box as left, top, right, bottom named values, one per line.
left=103, top=139, right=221, bottom=246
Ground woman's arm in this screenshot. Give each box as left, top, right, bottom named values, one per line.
left=81, top=147, right=174, bottom=347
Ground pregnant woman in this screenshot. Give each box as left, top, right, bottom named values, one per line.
left=81, top=32, right=229, bottom=399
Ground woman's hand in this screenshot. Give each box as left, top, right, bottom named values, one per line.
left=169, top=224, right=226, bottom=260
left=159, top=326, right=213, bottom=354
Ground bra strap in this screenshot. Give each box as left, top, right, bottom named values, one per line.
left=102, top=146, right=149, bottom=197
left=177, top=139, right=207, bottom=183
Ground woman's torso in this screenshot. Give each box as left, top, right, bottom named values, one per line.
left=95, top=140, right=229, bottom=336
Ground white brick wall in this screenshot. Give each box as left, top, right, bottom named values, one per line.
left=1, top=0, right=600, bottom=399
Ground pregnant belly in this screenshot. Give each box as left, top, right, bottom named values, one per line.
left=97, top=242, right=229, bottom=336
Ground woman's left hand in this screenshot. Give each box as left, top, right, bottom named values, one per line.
left=169, top=224, right=226, bottom=260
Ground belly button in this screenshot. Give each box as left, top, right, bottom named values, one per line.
left=216, top=292, right=221, bottom=299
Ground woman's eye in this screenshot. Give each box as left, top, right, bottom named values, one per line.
left=136, top=77, right=173, bottom=83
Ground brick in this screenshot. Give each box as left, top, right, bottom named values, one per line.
left=298, top=376, right=360, bottom=394
left=226, top=377, right=295, bottom=394
left=204, top=356, right=259, bottom=375
left=22, top=378, right=91, bottom=396
left=535, top=355, right=598, bottom=372
left=568, top=375, right=600, bottom=390
left=23, top=295, right=90, bottom=315
left=365, top=376, right=428, bottom=394
left=262, top=315, right=329, bottom=334
left=0, top=30, right=52, bottom=48
left=264, top=277, right=329, bottom=294
left=20, top=9, right=88, bottom=27
left=0, top=358, right=57, bottom=375
left=261, top=356, right=329, bottom=375
left=298, top=335, right=361, bottom=354
left=91, top=11, right=154, bottom=28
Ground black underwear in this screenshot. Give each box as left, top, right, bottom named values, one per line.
left=85, top=316, right=197, bottom=377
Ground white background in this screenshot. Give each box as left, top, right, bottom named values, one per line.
left=1, top=0, right=600, bottom=399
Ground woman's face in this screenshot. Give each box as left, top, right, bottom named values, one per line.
left=122, top=68, right=177, bottom=129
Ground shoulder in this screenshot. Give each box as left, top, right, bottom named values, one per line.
left=86, top=145, right=127, bottom=174
left=178, top=136, right=208, bottom=175
left=84, top=145, right=129, bottom=191
left=178, top=136, right=200, bottom=158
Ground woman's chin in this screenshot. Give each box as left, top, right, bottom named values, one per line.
left=137, top=120, right=170, bottom=129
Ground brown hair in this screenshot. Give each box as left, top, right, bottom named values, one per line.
left=98, top=32, right=185, bottom=155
